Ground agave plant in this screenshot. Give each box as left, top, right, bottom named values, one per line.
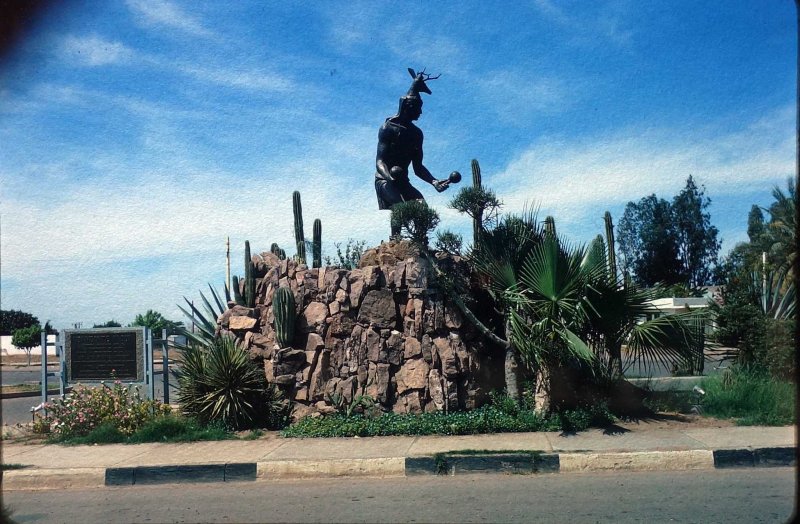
left=176, top=283, right=229, bottom=347
left=175, top=335, right=285, bottom=430
left=751, top=267, right=796, bottom=320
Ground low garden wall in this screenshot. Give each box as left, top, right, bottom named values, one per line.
left=219, top=241, right=504, bottom=418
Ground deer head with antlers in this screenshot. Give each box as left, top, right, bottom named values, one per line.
left=406, top=67, right=441, bottom=97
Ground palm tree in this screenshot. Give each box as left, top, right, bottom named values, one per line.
left=764, top=179, right=796, bottom=274
left=434, top=211, right=703, bottom=411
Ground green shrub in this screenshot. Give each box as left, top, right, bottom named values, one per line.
left=700, top=368, right=795, bottom=426
left=127, top=416, right=230, bottom=443
left=390, top=200, right=440, bottom=246
left=176, top=335, right=287, bottom=430
left=42, top=381, right=172, bottom=439
left=764, top=319, right=795, bottom=381
left=282, top=393, right=611, bottom=438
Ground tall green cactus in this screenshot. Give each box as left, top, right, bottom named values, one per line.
left=244, top=240, right=255, bottom=308
left=312, top=218, right=322, bottom=268
left=273, top=287, right=296, bottom=348
left=232, top=275, right=245, bottom=306
left=471, top=159, right=483, bottom=248
left=270, top=242, right=287, bottom=261
left=293, top=191, right=306, bottom=264
left=604, top=211, right=617, bottom=282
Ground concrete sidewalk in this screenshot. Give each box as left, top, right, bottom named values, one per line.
left=2, top=425, right=795, bottom=490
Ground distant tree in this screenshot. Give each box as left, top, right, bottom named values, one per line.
left=93, top=320, right=122, bottom=328
left=1, top=309, right=39, bottom=336
left=671, top=176, right=721, bottom=288
left=617, top=177, right=721, bottom=289
left=617, top=194, right=684, bottom=287
left=130, top=310, right=182, bottom=336
left=12, top=324, right=41, bottom=366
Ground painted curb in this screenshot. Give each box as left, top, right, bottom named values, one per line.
left=257, top=457, right=406, bottom=479
left=3, top=447, right=794, bottom=489
left=105, top=463, right=257, bottom=485
left=3, top=467, right=105, bottom=490
left=713, top=447, right=796, bottom=469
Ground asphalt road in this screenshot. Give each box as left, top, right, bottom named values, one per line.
left=3, top=468, right=795, bottom=523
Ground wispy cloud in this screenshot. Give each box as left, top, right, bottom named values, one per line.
left=178, top=63, right=296, bottom=93
left=532, top=0, right=634, bottom=47
left=490, top=105, right=794, bottom=218
left=478, top=69, right=570, bottom=124
left=126, top=0, right=215, bottom=39
left=62, top=35, right=134, bottom=66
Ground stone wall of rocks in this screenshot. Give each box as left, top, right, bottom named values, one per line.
left=218, top=241, right=504, bottom=418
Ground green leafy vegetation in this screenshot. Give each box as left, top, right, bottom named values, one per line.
left=131, top=309, right=182, bottom=336
left=282, top=393, right=614, bottom=438
left=51, top=416, right=233, bottom=445
left=327, top=239, right=367, bottom=269
left=10, top=323, right=41, bottom=365
left=1, top=309, right=40, bottom=336
left=93, top=320, right=122, bottom=328
left=700, top=368, right=795, bottom=426
left=391, top=200, right=440, bottom=246
left=617, top=176, right=721, bottom=288
left=38, top=382, right=172, bottom=440
left=175, top=335, right=287, bottom=430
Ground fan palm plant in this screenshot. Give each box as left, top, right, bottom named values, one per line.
left=435, top=209, right=705, bottom=411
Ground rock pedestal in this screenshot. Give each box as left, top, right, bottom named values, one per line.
left=221, top=240, right=504, bottom=418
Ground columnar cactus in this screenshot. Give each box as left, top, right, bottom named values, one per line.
left=293, top=191, right=306, bottom=264
left=232, top=275, right=244, bottom=306
left=244, top=240, right=255, bottom=308
left=312, top=218, right=322, bottom=269
left=471, top=159, right=483, bottom=248
left=273, top=286, right=296, bottom=348
left=270, top=242, right=287, bottom=261
left=604, top=211, right=617, bottom=282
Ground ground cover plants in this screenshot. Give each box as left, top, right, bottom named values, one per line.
left=282, top=392, right=614, bottom=438
left=699, top=367, right=795, bottom=426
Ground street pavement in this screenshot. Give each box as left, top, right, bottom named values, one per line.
left=2, top=424, right=795, bottom=491
left=3, top=468, right=795, bottom=523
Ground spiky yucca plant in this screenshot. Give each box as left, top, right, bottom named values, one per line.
left=175, top=335, right=286, bottom=430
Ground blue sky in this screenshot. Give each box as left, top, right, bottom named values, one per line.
left=0, top=1, right=795, bottom=328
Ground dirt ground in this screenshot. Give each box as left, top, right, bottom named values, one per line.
left=614, top=412, right=735, bottom=431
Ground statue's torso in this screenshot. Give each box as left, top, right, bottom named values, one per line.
left=376, top=117, right=423, bottom=181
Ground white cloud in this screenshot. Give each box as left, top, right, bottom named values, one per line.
left=532, top=0, right=634, bottom=47
left=490, top=105, right=794, bottom=219
left=478, top=70, right=570, bottom=123
left=178, top=64, right=296, bottom=93
left=126, top=0, right=214, bottom=38
left=62, top=35, right=134, bottom=66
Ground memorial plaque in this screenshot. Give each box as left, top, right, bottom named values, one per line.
left=65, top=328, right=145, bottom=382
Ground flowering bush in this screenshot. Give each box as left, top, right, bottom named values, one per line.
left=41, top=381, right=172, bottom=438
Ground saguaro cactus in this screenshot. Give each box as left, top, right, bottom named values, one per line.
left=604, top=211, right=617, bottom=282
left=273, top=287, right=296, bottom=348
left=312, top=219, right=322, bottom=269
left=244, top=240, right=255, bottom=308
left=293, top=191, right=306, bottom=264
left=471, top=159, right=483, bottom=248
